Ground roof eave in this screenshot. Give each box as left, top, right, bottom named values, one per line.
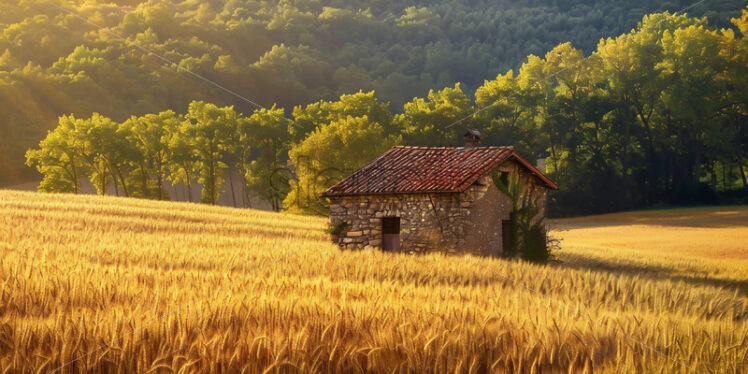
left=321, top=189, right=463, bottom=198
left=506, top=151, right=559, bottom=190
left=320, top=145, right=560, bottom=197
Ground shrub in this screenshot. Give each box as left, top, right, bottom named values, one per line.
left=521, top=225, right=550, bottom=262
left=326, top=220, right=350, bottom=238
left=492, top=171, right=555, bottom=263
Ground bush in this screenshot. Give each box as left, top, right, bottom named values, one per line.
left=326, top=220, right=350, bottom=237
left=492, top=171, right=556, bottom=263
left=520, top=226, right=550, bottom=262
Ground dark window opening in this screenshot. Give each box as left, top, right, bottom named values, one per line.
left=499, top=172, right=509, bottom=186
left=382, top=217, right=400, bottom=252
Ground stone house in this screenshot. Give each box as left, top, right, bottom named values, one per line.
left=321, top=131, right=558, bottom=255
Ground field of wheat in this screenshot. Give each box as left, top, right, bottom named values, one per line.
left=0, top=190, right=746, bottom=373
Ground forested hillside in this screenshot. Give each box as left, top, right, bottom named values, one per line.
left=24, top=8, right=748, bottom=217
left=1, top=0, right=743, bottom=186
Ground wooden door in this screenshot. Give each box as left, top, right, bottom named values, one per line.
left=501, top=220, right=513, bottom=253
left=382, top=217, right=400, bottom=252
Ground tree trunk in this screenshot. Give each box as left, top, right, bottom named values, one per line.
left=140, top=164, right=148, bottom=197
left=723, top=162, right=728, bottom=191
left=228, top=168, right=237, bottom=207
left=208, top=149, right=216, bottom=205
left=738, top=158, right=748, bottom=190
left=692, top=143, right=702, bottom=186
left=156, top=166, right=164, bottom=200
left=186, top=175, right=193, bottom=202
left=634, top=105, right=658, bottom=201
left=110, top=165, right=119, bottom=197
left=69, top=154, right=79, bottom=194
left=186, top=170, right=193, bottom=203
left=238, top=168, right=251, bottom=209
left=99, top=173, right=106, bottom=196
left=116, top=168, right=130, bottom=197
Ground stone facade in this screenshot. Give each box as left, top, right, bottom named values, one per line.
left=327, top=161, right=548, bottom=255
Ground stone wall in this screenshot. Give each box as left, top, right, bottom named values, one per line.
left=328, top=192, right=461, bottom=253
left=327, top=161, right=548, bottom=255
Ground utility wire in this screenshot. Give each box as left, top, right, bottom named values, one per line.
left=443, top=0, right=708, bottom=130
left=42, top=0, right=303, bottom=129
left=44, top=0, right=713, bottom=373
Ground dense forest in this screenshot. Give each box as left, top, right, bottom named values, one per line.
left=1, top=0, right=744, bottom=185
left=25, top=7, right=748, bottom=216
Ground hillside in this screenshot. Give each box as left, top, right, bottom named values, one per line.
left=0, top=190, right=746, bottom=372
left=1, top=0, right=745, bottom=186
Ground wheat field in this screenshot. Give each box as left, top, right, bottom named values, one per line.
left=0, top=190, right=746, bottom=373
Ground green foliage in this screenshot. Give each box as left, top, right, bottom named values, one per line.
left=326, top=220, right=350, bottom=236
left=166, top=120, right=199, bottom=202
left=396, top=83, right=474, bottom=146
left=285, top=115, right=399, bottom=215
left=81, top=113, right=139, bottom=197
left=124, top=110, right=180, bottom=200
left=491, top=172, right=551, bottom=262
left=474, top=70, right=544, bottom=157
left=18, top=7, right=748, bottom=218
left=241, top=107, right=292, bottom=211
left=2, top=0, right=744, bottom=186
left=25, top=116, right=83, bottom=194
left=291, top=91, right=393, bottom=140
left=185, top=101, right=237, bottom=205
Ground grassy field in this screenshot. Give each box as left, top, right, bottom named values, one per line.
left=0, top=190, right=746, bottom=373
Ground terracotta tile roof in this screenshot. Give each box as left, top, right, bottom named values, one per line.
left=322, top=146, right=558, bottom=197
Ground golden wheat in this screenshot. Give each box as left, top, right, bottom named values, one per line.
left=0, top=190, right=745, bottom=373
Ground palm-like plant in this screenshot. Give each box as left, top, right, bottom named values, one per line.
left=492, top=171, right=550, bottom=262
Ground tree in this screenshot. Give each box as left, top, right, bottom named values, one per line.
left=658, top=24, right=728, bottom=187
left=185, top=101, right=237, bottom=205
left=544, top=42, right=599, bottom=164
left=474, top=69, right=543, bottom=155
left=25, top=116, right=83, bottom=194
left=167, top=120, right=199, bottom=203
left=20, top=6, right=748, bottom=216
left=724, top=9, right=748, bottom=189
left=595, top=12, right=706, bottom=201
left=27, top=114, right=135, bottom=197
left=124, top=110, right=180, bottom=200
left=240, top=107, right=292, bottom=211
left=291, top=91, right=393, bottom=140
left=285, top=115, right=399, bottom=214
left=395, top=83, right=474, bottom=146
left=79, top=113, right=139, bottom=197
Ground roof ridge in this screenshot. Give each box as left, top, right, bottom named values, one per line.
left=322, top=145, right=557, bottom=197
left=393, top=145, right=514, bottom=149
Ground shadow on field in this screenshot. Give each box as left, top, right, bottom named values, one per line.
left=556, top=252, right=748, bottom=298
left=551, top=206, right=748, bottom=230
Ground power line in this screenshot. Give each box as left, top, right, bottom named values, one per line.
left=42, top=0, right=302, bottom=129
left=443, top=0, right=708, bottom=130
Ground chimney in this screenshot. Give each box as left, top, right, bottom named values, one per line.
left=536, top=157, right=546, bottom=173
left=464, top=129, right=481, bottom=148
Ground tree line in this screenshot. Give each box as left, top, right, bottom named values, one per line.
left=26, top=102, right=289, bottom=209
left=27, top=10, right=748, bottom=216
left=2, top=0, right=744, bottom=186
